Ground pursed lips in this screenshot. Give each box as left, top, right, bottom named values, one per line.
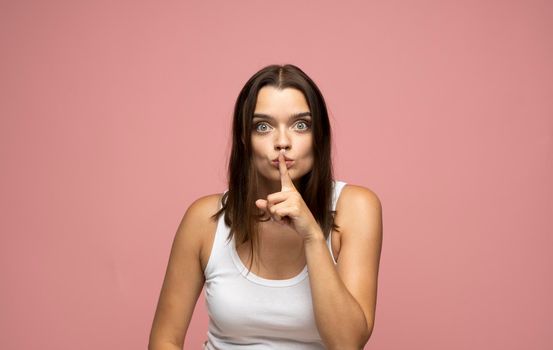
left=271, top=158, right=294, bottom=168
left=271, top=155, right=294, bottom=162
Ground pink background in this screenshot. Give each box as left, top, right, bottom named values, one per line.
left=1, top=0, right=552, bottom=349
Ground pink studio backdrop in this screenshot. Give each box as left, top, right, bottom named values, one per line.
left=1, top=0, right=552, bottom=349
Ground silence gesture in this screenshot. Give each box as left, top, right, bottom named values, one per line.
left=255, top=149, right=322, bottom=240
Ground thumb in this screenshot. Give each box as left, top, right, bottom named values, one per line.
left=255, top=199, right=267, bottom=210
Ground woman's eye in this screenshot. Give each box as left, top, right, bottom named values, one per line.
left=295, top=120, right=311, bottom=131
left=254, top=120, right=311, bottom=133
left=255, top=122, right=270, bottom=132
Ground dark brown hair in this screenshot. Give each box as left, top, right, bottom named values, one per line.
left=210, top=63, right=340, bottom=273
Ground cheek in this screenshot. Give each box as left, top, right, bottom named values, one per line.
left=251, top=139, right=269, bottom=157
left=298, top=137, right=313, bottom=157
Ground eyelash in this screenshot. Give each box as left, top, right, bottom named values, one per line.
left=254, top=120, right=312, bottom=133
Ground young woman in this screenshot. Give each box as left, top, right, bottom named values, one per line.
left=148, top=64, right=383, bottom=350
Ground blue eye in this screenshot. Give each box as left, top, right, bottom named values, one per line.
left=253, top=120, right=311, bottom=133
left=254, top=122, right=270, bottom=133
left=295, top=120, right=311, bottom=131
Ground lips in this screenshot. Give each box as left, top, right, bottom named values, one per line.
left=271, top=155, right=294, bottom=162
left=271, top=160, right=294, bottom=168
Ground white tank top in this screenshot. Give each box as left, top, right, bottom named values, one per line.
left=202, top=180, right=348, bottom=349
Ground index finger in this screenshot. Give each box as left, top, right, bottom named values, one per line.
left=278, top=150, right=295, bottom=191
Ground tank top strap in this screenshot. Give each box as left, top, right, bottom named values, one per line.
left=327, top=180, right=347, bottom=264
left=331, top=180, right=348, bottom=211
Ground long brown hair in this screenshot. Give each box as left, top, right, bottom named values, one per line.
left=210, top=63, right=340, bottom=273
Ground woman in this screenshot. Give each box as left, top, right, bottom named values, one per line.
left=148, top=64, right=383, bottom=350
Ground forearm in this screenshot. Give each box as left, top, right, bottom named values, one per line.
left=304, top=230, right=370, bottom=350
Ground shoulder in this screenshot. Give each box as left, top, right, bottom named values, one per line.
left=185, top=192, right=224, bottom=220
left=336, top=183, right=382, bottom=234
left=339, top=183, right=382, bottom=212
left=176, top=192, right=225, bottom=255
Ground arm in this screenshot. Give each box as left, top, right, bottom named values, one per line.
left=148, top=195, right=218, bottom=350
left=304, top=185, right=383, bottom=350
left=149, top=343, right=180, bottom=350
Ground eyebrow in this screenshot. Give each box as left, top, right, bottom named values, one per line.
left=252, top=111, right=312, bottom=121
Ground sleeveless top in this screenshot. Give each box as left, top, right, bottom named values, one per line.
left=202, top=180, right=348, bottom=349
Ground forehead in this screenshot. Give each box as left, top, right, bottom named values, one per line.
left=254, top=86, right=310, bottom=112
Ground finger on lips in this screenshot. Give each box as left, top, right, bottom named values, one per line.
left=279, top=150, right=295, bottom=192
left=257, top=150, right=294, bottom=223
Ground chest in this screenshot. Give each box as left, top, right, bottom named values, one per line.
left=205, top=275, right=323, bottom=344
left=200, top=222, right=342, bottom=277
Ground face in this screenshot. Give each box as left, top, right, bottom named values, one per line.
left=251, top=86, right=314, bottom=190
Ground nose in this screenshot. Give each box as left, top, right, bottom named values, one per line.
left=274, top=128, right=291, bottom=152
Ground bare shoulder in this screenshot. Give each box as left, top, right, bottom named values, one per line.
left=179, top=192, right=225, bottom=272
left=176, top=193, right=224, bottom=259
left=186, top=192, right=223, bottom=220
left=336, top=183, right=382, bottom=233
left=339, top=184, right=382, bottom=210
